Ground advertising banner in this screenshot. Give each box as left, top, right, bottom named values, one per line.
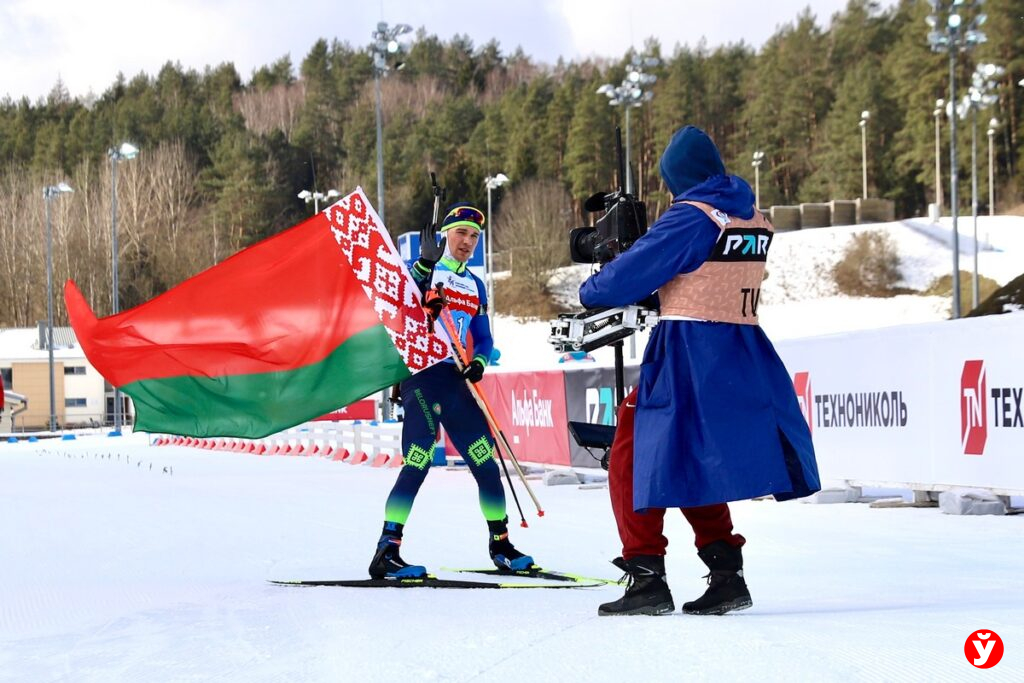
left=313, top=399, right=377, bottom=421
left=928, top=316, right=1024, bottom=492
left=776, top=314, right=1024, bottom=494
left=452, top=370, right=572, bottom=466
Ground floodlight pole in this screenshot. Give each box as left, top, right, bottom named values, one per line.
left=752, top=151, right=764, bottom=209
left=987, top=119, right=996, bottom=216
left=374, top=68, right=385, bottom=221
left=859, top=111, right=870, bottom=199
left=298, top=189, right=340, bottom=214
left=487, top=182, right=495, bottom=311
left=597, top=55, right=659, bottom=197
left=933, top=100, right=945, bottom=217
left=45, top=193, right=56, bottom=432
left=949, top=48, right=961, bottom=318
left=484, top=173, right=509, bottom=315
left=970, top=101, right=979, bottom=310
left=111, top=155, right=120, bottom=429
left=928, top=1, right=988, bottom=318
left=108, top=142, right=138, bottom=431
left=371, top=21, right=412, bottom=224
left=43, top=183, right=73, bottom=432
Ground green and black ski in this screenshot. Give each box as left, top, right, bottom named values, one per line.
left=440, top=567, right=622, bottom=586
left=269, top=575, right=604, bottom=589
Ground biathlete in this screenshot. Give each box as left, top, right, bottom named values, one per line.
left=369, top=203, right=536, bottom=579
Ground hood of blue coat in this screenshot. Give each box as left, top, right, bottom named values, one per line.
left=659, top=126, right=725, bottom=196
left=658, top=125, right=756, bottom=219
left=677, top=175, right=757, bottom=219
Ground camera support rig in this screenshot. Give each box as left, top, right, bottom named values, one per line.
left=548, top=305, right=659, bottom=356
left=549, top=305, right=659, bottom=469
left=549, top=304, right=658, bottom=407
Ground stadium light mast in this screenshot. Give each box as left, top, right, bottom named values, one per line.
left=751, top=151, right=765, bottom=209
left=933, top=99, right=945, bottom=218
left=927, top=0, right=987, bottom=319
left=108, top=141, right=138, bottom=433
left=964, top=62, right=1002, bottom=310
left=987, top=117, right=998, bottom=216
left=43, top=182, right=74, bottom=433
left=484, top=173, right=509, bottom=317
left=371, top=21, right=412, bottom=224
left=859, top=110, right=870, bottom=199
left=597, top=54, right=659, bottom=194
left=298, top=188, right=340, bottom=214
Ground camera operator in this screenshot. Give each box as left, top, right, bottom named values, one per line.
left=579, top=126, right=821, bottom=617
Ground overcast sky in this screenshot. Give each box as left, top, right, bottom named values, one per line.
left=1, top=0, right=896, bottom=102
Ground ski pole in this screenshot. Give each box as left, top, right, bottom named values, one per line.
left=429, top=171, right=446, bottom=226
left=436, top=299, right=544, bottom=520
left=438, top=305, right=538, bottom=525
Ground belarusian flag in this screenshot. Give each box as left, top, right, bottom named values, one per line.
left=65, top=188, right=449, bottom=438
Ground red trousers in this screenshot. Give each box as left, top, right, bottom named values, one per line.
left=609, top=388, right=745, bottom=559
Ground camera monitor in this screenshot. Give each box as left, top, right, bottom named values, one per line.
left=568, top=421, right=617, bottom=450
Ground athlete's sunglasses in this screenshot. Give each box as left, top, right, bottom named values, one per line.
left=445, top=206, right=485, bottom=227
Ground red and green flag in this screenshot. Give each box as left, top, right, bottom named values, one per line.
left=65, top=188, right=450, bottom=438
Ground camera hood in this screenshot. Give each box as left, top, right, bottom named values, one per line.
left=584, top=192, right=610, bottom=212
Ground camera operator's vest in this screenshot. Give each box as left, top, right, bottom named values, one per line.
left=658, top=201, right=773, bottom=325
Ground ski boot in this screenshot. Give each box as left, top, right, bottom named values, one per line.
left=681, top=540, right=752, bottom=615
left=368, top=523, right=427, bottom=579
left=598, top=555, right=675, bottom=616
left=487, top=519, right=536, bottom=571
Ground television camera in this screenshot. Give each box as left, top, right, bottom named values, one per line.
left=568, top=129, right=648, bottom=266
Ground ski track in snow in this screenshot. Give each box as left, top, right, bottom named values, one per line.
left=2, top=439, right=1023, bottom=682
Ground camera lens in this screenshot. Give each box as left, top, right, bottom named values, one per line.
left=569, top=227, right=600, bottom=263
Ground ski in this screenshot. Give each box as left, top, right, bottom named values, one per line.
left=440, top=567, right=621, bottom=586
left=269, top=576, right=603, bottom=589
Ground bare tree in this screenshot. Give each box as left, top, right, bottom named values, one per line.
left=493, top=179, right=573, bottom=317
left=234, top=81, right=307, bottom=141
left=0, top=167, right=46, bottom=326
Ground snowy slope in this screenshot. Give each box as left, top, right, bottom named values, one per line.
left=1, top=437, right=1022, bottom=682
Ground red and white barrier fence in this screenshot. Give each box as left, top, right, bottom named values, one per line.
left=153, top=419, right=406, bottom=468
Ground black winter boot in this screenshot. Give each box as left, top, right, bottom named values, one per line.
left=598, top=556, right=675, bottom=616
left=368, top=522, right=427, bottom=579
left=487, top=518, right=536, bottom=571
left=681, top=540, right=752, bottom=615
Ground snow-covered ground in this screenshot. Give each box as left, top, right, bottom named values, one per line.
left=2, top=216, right=1022, bottom=682
left=2, top=436, right=1022, bottom=682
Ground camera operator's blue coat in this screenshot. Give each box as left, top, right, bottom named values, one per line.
left=579, top=175, right=820, bottom=510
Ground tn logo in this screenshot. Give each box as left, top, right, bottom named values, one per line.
left=964, top=630, right=1003, bottom=669
left=960, top=360, right=987, bottom=455
left=723, top=233, right=770, bottom=256
left=793, top=372, right=813, bottom=434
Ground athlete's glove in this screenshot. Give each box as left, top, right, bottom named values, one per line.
left=461, top=359, right=485, bottom=384
left=422, top=287, right=445, bottom=322
left=418, top=221, right=446, bottom=269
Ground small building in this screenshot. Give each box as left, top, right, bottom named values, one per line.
left=0, top=326, right=131, bottom=432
